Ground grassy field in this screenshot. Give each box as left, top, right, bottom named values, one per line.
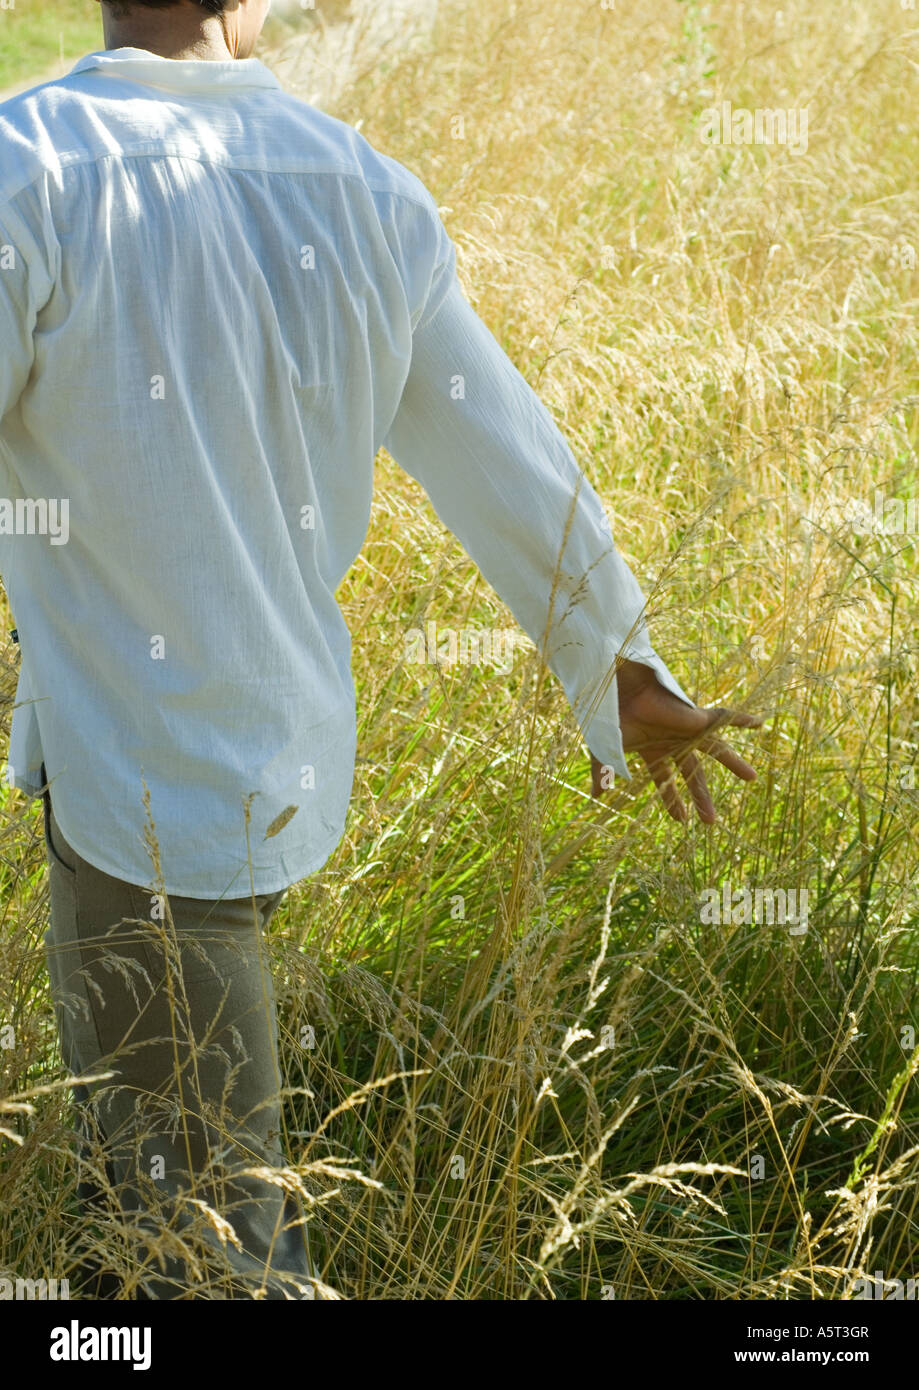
left=1, top=0, right=918, bottom=1300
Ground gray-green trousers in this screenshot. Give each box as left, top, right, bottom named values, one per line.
left=40, top=770, right=316, bottom=1300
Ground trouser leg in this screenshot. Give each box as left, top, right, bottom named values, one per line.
left=40, top=776, right=314, bottom=1299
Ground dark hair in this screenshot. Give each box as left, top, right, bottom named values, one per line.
left=104, top=1, right=228, bottom=13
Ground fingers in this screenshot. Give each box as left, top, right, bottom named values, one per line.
left=589, top=704, right=762, bottom=818
left=698, top=735, right=758, bottom=781
left=725, top=710, right=763, bottom=729
left=686, top=707, right=760, bottom=782
left=644, top=751, right=688, bottom=823
left=701, top=706, right=763, bottom=732
left=675, top=749, right=716, bottom=823
left=644, top=732, right=753, bottom=823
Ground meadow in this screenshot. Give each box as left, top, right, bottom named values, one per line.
left=1, top=0, right=918, bottom=1299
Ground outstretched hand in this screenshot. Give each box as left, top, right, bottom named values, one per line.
left=589, top=660, right=761, bottom=824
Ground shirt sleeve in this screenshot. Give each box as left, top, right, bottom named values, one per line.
left=382, top=228, right=696, bottom=778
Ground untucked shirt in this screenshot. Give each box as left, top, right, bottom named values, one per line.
left=0, top=46, right=692, bottom=899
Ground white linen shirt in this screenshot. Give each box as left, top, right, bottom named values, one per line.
left=0, top=46, right=692, bottom=899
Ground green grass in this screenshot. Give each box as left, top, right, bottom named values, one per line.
left=0, top=0, right=101, bottom=91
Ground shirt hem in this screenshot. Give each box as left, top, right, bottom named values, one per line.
left=35, top=802, right=345, bottom=900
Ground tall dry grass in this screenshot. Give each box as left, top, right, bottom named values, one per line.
left=1, top=0, right=918, bottom=1298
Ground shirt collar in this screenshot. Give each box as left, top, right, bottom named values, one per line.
left=68, top=47, right=282, bottom=94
